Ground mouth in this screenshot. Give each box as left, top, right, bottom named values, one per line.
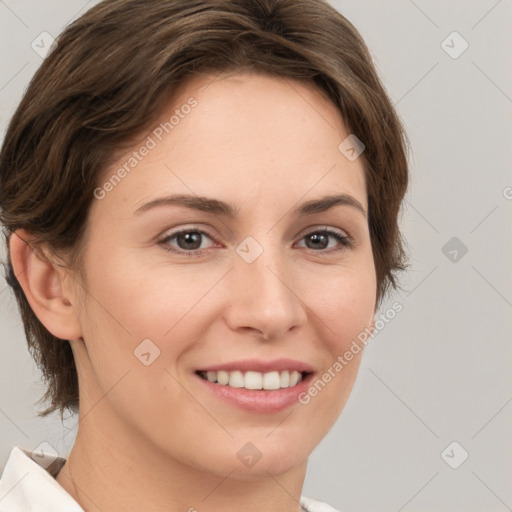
left=193, top=358, right=315, bottom=412
left=195, top=369, right=311, bottom=391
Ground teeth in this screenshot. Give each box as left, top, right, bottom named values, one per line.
left=289, top=370, right=301, bottom=386
left=244, top=371, right=262, bottom=390
left=263, top=371, right=281, bottom=390
left=199, top=370, right=305, bottom=390
left=217, top=370, right=229, bottom=385
left=229, top=370, right=244, bottom=388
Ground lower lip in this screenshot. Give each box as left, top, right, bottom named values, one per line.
left=194, top=373, right=314, bottom=413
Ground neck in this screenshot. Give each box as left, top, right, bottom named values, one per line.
left=56, top=407, right=308, bottom=512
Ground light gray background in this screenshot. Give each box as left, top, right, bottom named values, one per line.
left=1, top=1, right=511, bottom=511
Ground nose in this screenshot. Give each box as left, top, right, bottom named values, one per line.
left=223, top=241, right=307, bottom=341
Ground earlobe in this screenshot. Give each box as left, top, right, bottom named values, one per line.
left=8, top=229, right=83, bottom=341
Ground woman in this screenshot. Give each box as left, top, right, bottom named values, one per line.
left=0, top=0, right=408, bottom=510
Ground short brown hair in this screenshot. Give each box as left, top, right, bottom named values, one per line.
left=0, top=0, right=409, bottom=419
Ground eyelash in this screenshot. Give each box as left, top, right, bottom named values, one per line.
left=158, top=226, right=354, bottom=257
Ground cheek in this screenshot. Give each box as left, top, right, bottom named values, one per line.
left=80, top=239, right=376, bottom=357
left=308, top=261, right=376, bottom=348
left=297, top=265, right=375, bottom=412
left=77, top=246, right=224, bottom=368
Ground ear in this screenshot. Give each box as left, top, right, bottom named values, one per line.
left=8, top=229, right=83, bottom=341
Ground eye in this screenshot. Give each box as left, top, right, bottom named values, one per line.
left=159, top=226, right=353, bottom=257
left=159, top=228, right=217, bottom=256
left=296, top=228, right=353, bottom=252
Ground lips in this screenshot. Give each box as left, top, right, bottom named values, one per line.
left=193, top=359, right=314, bottom=411
left=196, top=358, right=314, bottom=374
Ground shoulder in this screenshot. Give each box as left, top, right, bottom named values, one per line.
left=0, top=446, right=82, bottom=511
left=300, top=495, right=342, bottom=512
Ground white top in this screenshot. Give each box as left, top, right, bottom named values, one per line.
left=0, top=446, right=341, bottom=512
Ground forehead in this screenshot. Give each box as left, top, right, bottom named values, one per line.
left=165, top=71, right=354, bottom=161
left=93, top=71, right=367, bottom=218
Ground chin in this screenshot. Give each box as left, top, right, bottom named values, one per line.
left=219, top=456, right=306, bottom=481
left=181, top=439, right=309, bottom=480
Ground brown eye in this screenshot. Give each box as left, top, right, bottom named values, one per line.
left=174, top=231, right=203, bottom=250
left=160, top=229, right=216, bottom=255
left=298, top=229, right=353, bottom=252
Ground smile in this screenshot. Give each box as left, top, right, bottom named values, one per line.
left=196, top=370, right=307, bottom=390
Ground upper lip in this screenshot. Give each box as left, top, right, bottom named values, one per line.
left=196, top=358, right=314, bottom=374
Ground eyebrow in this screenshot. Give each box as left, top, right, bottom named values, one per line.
left=134, top=193, right=367, bottom=219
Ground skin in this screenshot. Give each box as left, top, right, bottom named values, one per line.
left=11, top=72, right=377, bottom=512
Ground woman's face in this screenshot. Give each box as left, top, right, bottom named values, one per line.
left=70, top=72, right=376, bottom=478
